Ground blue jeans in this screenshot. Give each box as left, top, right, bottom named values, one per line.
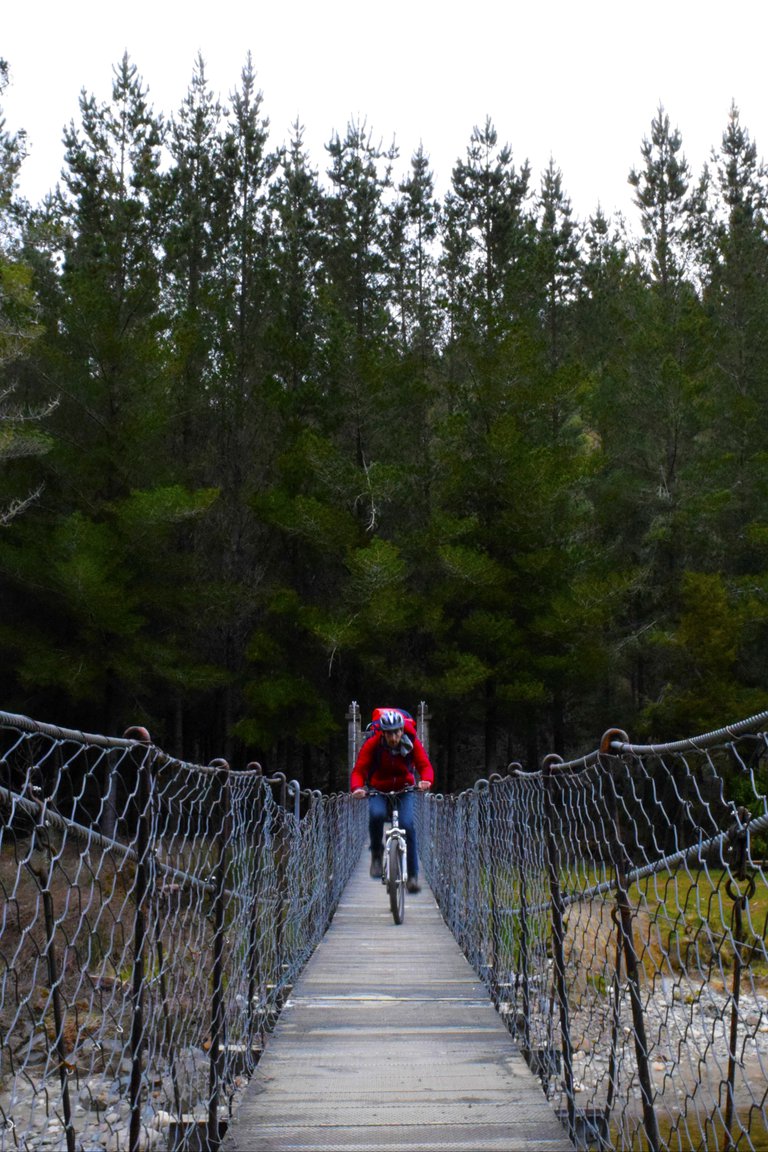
left=369, top=790, right=418, bottom=878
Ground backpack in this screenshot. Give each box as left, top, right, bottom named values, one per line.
left=367, top=707, right=418, bottom=740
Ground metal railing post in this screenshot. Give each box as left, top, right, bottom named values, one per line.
left=288, top=780, right=301, bottom=821
left=723, top=807, right=754, bottom=1152
left=542, top=754, right=576, bottom=1142
left=599, top=730, right=660, bottom=1152
left=207, top=759, right=231, bottom=1152
left=246, top=768, right=266, bottom=1056
left=474, top=779, right=490, bottom=987
left=516, top=785, right=532, bottom=1061
left=270, top=771, right=287, bottom=811
left=458, top=801, right=468, bottom=950
left=31, top=811, right=76, bottom=1152
left=155, top=903, right=183, bottom=1121
left=488, top=781, right=500, bottom=1003
left=126, top=728, right=154, bottom=1152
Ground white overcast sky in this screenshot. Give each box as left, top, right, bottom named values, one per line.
left=3, top=0, right=767, bottom=224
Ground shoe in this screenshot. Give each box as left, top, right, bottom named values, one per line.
left=406, top=878, right=421, bottom=894
left=370, top=852, right=382, bottom=879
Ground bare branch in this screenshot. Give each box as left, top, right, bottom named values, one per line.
left=0, top=483, right=43, bottom=526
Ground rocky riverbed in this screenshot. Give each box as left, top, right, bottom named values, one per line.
left=0, top=1039, right=243, bottom=1151
left=2, top=982, right=767, bottom=1150
left=505, top=978, right=768, bottom=1141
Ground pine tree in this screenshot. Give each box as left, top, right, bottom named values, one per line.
left=627, top=107, right=703, bottom=515
left=530, top=159, right=582, bottom=438
left=419, top=133, right=605, bottom=769
left=265, top=120, right=327, bottom=406
left=698, top=101, right=768, bottom=564
left=0, top=57, right=219, bottom=745
left=440, top=117, right=532, bottom=344
left=234, top=125, right=342, bottom=774
left=320, top=117, right=398, bottom=470
left=323, top=119, right=396, bottom=341
left=387, top=144, right=441, bottom=356
left=584, top=108, right=704, bottom=723
left=0, top=59, right=53, bottom=525
left=629, top=104, right=693, bottom=295
left=49, top=52, right=168, bottom=498
left=575, top=210, right=649, bottom=718
left=178, top=55, right=281, bottom=759
left=675, top=104, right=768, bottom=721
left=0, top=59, right=25, bottom=226
left=163, top=54, right=227, bottom=472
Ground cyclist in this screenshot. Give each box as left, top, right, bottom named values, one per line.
left=351, top=709, right=434, bottom=892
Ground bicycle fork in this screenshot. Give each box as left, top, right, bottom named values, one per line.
left=382, top=827, right=408, bottom=885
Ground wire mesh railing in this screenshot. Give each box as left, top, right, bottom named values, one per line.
left=418, top=713, right=768, bottom=1152
left=5, top=703, right=768, bottom=1152
left=0, top=711, right=366, bottom=1152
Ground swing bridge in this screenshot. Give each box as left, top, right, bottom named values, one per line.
left=0, top=703, right=767, bottom=1151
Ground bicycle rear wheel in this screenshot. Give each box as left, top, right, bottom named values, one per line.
left=387, top=837, right=405, bottom=924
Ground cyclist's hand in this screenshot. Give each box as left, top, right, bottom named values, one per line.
left=352, top=788, right=367, bottom=798
left=417, top=780, right=432, bottom=791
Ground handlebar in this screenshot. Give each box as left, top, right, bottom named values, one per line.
left=365, top=785, right=420, bottom=799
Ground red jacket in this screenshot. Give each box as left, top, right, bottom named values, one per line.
left=350, top=733, right=435, bottom=792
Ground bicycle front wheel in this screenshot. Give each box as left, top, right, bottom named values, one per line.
left=387, top=837, right=405, bottom=924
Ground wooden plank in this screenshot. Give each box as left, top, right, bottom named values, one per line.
left=223, top=856, right=571, bottom=1151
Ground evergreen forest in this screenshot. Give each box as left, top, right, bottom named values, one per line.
left=1, top=53, right=768, bottom=791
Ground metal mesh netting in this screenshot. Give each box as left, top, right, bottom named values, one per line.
left=0, top=712, right=366, bottom=1152
left=418, top=715, right=768, bottom=1152
left=6, top=702, right=768, bottom=1152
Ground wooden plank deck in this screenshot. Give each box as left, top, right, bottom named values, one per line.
left=223, top=854, right=572, bottom=1152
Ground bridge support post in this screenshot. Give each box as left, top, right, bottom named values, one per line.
left=417, top=701, right=430, bottom=756
left=347, top=701, right=362, bottom=780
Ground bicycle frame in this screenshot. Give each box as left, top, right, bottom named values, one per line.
left=368, top=787, right=415, bottom=925
left=383, top=799, right=408, bottom=880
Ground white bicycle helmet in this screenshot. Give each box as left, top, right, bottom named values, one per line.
left=379, top=710, right=405, bottom=731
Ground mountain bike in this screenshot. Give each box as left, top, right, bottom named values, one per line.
left=367, top=786, right=416, bottom=925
